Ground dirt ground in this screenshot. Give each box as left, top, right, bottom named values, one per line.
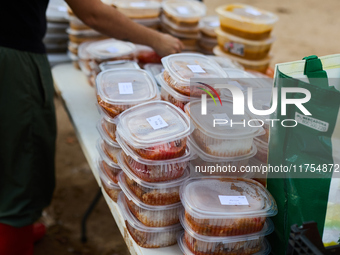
left=34, top=0, right=340, bottom=254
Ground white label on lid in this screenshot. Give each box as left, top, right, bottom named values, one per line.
left=130, top=2, right=147, bottom=7
left=219, top=196, right=249, bottom=205
left=146, top=115, right=168, bottom=130
left=176, top=6, right=189, bottom=15
left=209, top=21, right=220, bottom=27
left=228, top=80, right=245, bottom=91
left=187, top=65, right=206, bottom=74
left=225, top=42, right=245, bottom=56
left=245, top=8, right=262, bottom=16
left=118, top=82, right=134, bottom=94
left=106, top=47, right=119, bottom=53
left=57, top=6, right=68, bottom=12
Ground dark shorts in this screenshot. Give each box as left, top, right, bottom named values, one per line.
left=0, top=46, right=56, bottom=227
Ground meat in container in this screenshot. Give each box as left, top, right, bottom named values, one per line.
left=98, top=158, right=121, bottom=202
left=116, top=134, right=192, bottom=182
left=117, top=151, right=189, bottom=205
left=99, top=60, right=140, bottom=71
left=96, top=68, right=159, bottom=118
left=161, top=53, right=227, bottom=96
left=117, top=192, right=183, bottom=248
left=180, top=177, right=277, bottom=236
left=97, top=156, right=121, bottom=185
left=97, top=120, right=121, bottom=163
left=115, top=1, right=161, bottom=19
left=96, top=105, right=118, bottom=142
left=162, top=0, right=206, bottom=27
left=118, top=172, right=183, bottom=227
left=216, top=4, right=278, bottom=40
left=156, top=73, right=190, bottom=111
left=215, top=28, right=275, bottom=60
left=199, top=16, right=220, bottom=38
left=185, top=100, right=264, bottom=157
left=116, top=101, right=191, bottom=160
left=177, top=231, right=272, bottom=255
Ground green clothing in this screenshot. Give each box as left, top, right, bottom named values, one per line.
left=0, top=46, right=56, bottom=227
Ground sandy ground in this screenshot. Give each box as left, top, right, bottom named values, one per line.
left=34, top=0, right=340, bottom=254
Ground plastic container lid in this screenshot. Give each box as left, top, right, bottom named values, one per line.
left=117, top=192, right=183, bottom=232
left=116, top=101, right=191, bottom=148
left=86, top=39, right=136, bottom=60
left=207, top=56, right=244, bottom=70
left=162, top=0, right=206, bottom=20
left=246, top=88, right=274, bottom=123
left=155, top=73, right=191, bottom=102
left=180, top=177, right=278, bottom=219
left=97, top=120, right=121, bottom=148
left=199, top=15, right=220, bottom=37
left=99, top=60, right=140, bottom=71
left=144, top=64, right=164, bottom=78
left=78, top=41, right=93, bottom=60
left=161, top=14, right=200, bottom=33
left=187, top=99, right=264, bottom=139
left=98, top=157, right=121, bottom=189
left=161, top=53, right=228, bottom=85
left=96, top=68, right=158, bottom=106
left=96, top=138, right=121, bottom=169
left=66, top=28, right=101, bottom=37
left=116, top=0, right=161, bottom=10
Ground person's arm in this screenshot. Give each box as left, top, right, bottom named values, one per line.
left=65, top=0, right=184, bottom=56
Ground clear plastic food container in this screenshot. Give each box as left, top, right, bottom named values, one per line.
left=161, top=53, right=227, bottom=96
left=180, top=211, right=273, bottom=255
left=156, top=73, right=190, bottom=111
left=116, top=101, right=191, bottom=160
left=99, top=60, right=140, bottom=71
left=207, top=56, right=244, bottom=70
left=68, top=41, right=79, bottom=55
left=97, top=120, right=121, bottom=163
left=177, top=231, right=272, bottom=255
left=96, top=104, right=118, bottom=142
left=117, top=193, right=183, bottom=247
left=162, top=0, right=206, bottom=27
left=99, top=159, right=121, bottom=202
left=213, top=46, right=271, bottom=73
left=144, top=63, right=164, bottom=78
left=67, top=28, right=108, bottom=44
left=117, top=150, right=189, bottom=205
left=97, top=158, right=121, bottom=185
left=161, top=14, right=200, bottom=35
left=116, top=1, right=161, bottom=19
left=185, top=100, right=264, bottom=157
left=96, top=68, right=159, bottom=118
left=118, top=173, right=183, bottom=227
left=198, top=35, right=217, bottom=52
left=254, top=138, right=268, bottom=163
left=132, top=17, right=160, bottom=29
left=216, top=28, right=275, bottom=60
left=216, top=4, right=278, bottom=40
left=116, top=134, right=192, bottom=182
left=97, top=135, right=122, bottom=175
left=180, top=178, right=277, bottom=236
left=161, top=22, right=200, bottom=40
left=199, top=16, right=220, bottom=38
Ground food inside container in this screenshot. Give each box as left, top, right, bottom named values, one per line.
left=180, top=178, right=277, bottom=236
left=97, top=137, right=122, bottom=179
left=117, top=193, right=183, bottom=247
left=254, top=138, right=268, bottom=163
left=117, top=134, right=192, bottom=182
left=161, top=53, right=227, bottom=96
left=177, top=231, right=272, bottom=255
left=67, top=28, right=108, bottom=44
left=99, top=158, right=121, bottom=202
left=97, top=158, right=121, bottom=185
left=97, top=120, right=121, bottom=163
left=96, top=68, right=159, bottom=118
left=185, top=100, right=264, bottom=157
left=216, top=4, right=278, bottom=40
left=180, top=211, right=273, bottom=255
left=116, top=101, right=191, bottom=160
left=213, top=46, right=271, bottom=73
left=99, top=60, right=140, bottom=71
left=116, top=0, right=161, bottom=19
left=216, top=28, right=275, bottom=60
left=96, top=104, right=118, bottom=141
left=199, top=15, right=220, bottom=38
left=68, top=42, right=79, bottom=55
left=162, top=0, right=206, bottom=27
left=118, top=173, right=183, bottom=226
left=161, top=14, right=200, bottom=35
left=117, top=151, right=189, bottom=204
left=156, top=73, right=190, bottom=111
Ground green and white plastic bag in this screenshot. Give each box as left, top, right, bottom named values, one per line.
left=267, top=55, right=340, bottom=254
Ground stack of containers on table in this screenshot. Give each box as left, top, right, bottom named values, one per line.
left=95, top=68, right=160, bottom=203
left=77, top=39, right=137, bottom=86
left=161, top=0, right=206, bottom=51
left=214, top=4, right=278, bottom=73
left=115, top=101, right=193, bottom=248
left=157, top=53, right=228, bottom=111
left=198, top=16, right=219, bottom=54
left=178, top=177, right=278, bottom=255
left=115, top=0, right=161, bottom=30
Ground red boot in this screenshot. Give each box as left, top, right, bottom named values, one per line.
left=0, top=223, right=33, bottom=255
left=32, top=222, right=46, bottom=243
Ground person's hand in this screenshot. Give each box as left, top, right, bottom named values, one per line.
left=152, top=33, right=184, bottom=57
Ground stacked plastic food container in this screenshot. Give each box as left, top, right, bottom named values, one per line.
left=114, top=101, right=193, bottom=248
left=95, top=68, right=159, bottom=203
left=178, top=177, right=277, bottom=255
left=198, top=16, right=219, bottom=54
left=214, top=4, right=278, bottom=73
left=161, top=0, right=206, bottom=51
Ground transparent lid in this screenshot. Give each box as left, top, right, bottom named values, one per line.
left=216, top=4, right=278, bottom=25
left=199, top=15, right=220, bottom=34
left=96, top=68, right=158, bottom=106
left=162, top=0, right=206, bottom=19
left=187, top=99, right=264, bottom=139
left=155, top=73, right=191, bottom=101
left=99, top=60, right=140, bottom=71
left=207, top=56, right=244, bottom=70
left=116, top=101, right=191, bottom=148
left=116, top=0, right=161, bottom=9
left=161, top=53, right=228, bottom=85
left=161, top=14, right=200, bottom=33
left=86, top=39, right=136, bottom=60
left=66, top=28, right=101, bottom=36
left=117, top=192, right=183, bottom=232
left=144, top=63, right=164, bottom=77
left=96, top=139, right=121, bottom=169
left=117, top=171, right=183, bottom=211
left=98, top=157, right=121, bottom=189
left=246, top=88, right=273, bottom=122
left=97, top=120, right=121, bottom=148
left=78, top=41, right=94, bottom=60
left=180, top=177, right=277, bottom=219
